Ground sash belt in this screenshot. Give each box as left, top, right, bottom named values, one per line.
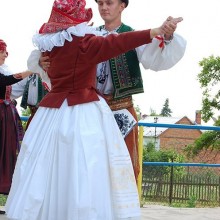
left=104, top=95, right=133, bottom=111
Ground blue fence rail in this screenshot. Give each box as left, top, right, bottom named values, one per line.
left=137, top=122, right=220, bottom=205
left=138, top=122, right=220, bottom=131
left=20, top=116, right=29, bottom=122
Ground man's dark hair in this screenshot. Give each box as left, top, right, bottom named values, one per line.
left=95, top=0, right=129, bottom=8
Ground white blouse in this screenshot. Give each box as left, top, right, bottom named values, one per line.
left=27, top=23, right=187, bottom=95
left=96, top=28, right=187, bottom=95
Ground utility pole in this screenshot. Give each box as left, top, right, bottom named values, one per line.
left=154, top=117, right=158, bottom=146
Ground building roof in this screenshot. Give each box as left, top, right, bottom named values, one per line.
left=139, top=116, right=196, bottom=137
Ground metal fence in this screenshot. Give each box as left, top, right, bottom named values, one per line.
left=142, top=162, right=220, bottom=207
left=138, top=122, right=220, bottom=207
left=20, top=116, right=29, bottom=122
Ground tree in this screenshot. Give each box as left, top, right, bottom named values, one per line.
left=149, top=108, right=157, bottom=116
left=184, top=129, right=220, bottom=158
left=198, top=55, right=220, bottom=122
left=186, top=55, right=220, bottom=156
left=143, top=142, right=186, bottom=178
left=160, top=98, right=172, bottom=117
left=134, top=104, right=141, bottom=120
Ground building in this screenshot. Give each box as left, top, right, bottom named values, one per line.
left=140, top=111, right=220, bottom=163
left=140, top=111, right=202, bottom=154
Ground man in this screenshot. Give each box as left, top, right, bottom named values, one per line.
left=11, top=74, right=48, bottom=130
left=93, top=0, right=186, bottom=180
left=39, top=0, right=186, bottom=181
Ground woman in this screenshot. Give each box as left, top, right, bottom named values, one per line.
left=5, top=0, right=178, bottom=219
left=0, top=39, right=32, bottom=214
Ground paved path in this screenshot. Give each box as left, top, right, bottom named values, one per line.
left=1, top=205, right=220, bottom=219
left=141, top=205, right=220, bottom=220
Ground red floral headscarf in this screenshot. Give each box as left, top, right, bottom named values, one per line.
left=0, top=39, right=8, bottom=56
left=39, top=0, right=93, bottom=34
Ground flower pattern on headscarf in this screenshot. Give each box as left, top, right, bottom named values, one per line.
left=39, top=0, right=93, bottom=34
left=0, top=39, right=8, bottom=55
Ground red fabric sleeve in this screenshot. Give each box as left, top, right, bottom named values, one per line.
left=79, top=29, right=152, bottom=64
left=0, top=73, right=22, bottom=86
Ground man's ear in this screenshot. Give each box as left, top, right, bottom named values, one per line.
left=120, top=2, right=126, bottom=12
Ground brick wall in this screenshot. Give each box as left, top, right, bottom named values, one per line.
left=159, top=117, right=202, bottom=154
left=143, top=115, right=220, bottom=163
left=190, top=149, right=220, bottom=164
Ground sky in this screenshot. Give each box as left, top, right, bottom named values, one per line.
left=1, top=0, right=220, bottom=124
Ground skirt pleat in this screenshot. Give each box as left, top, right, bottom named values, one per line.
left=6, top=97, right=140, bottom=220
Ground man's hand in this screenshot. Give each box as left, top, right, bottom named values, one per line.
left=39, top=55, right=50, bottom=71
left=150, top=16, right=183, bottom=40
left=163, top=16, right=183, bottom=40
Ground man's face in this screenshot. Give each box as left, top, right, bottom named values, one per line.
left=96, top=0, right=125, bottom=23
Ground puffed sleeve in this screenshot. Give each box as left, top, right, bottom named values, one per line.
left=136, top=33, right=187, bottom=71
left=27, top=50, right=51, bottom=91
left=11, top=77, right=28, bottom=99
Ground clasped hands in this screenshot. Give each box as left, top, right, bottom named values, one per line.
left=161, top=16, right=183, bottom=40
left=151, top=16, right=183, bottom=40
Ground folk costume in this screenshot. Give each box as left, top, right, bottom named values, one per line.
left=5, top=0, right=158, bottom=219
left=0, top=39, right=24, bottom=194
left=95, top=2, right=187, bottom=180
left=11, top=74, right=48, bottom=130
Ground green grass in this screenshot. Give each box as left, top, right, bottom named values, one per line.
left=0, top=194, right=7, bottom=206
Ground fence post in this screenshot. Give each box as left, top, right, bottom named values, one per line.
left=138, top=126, right=144, bottom=203
left=219, top=176, right=220, bottom=206
left=169, top=160, right=174, bottom=205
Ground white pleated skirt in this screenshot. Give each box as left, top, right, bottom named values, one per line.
left=5, top=97, right=141, bottom=220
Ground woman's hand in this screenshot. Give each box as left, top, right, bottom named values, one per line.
left=21, top=70, right=33, bottom=79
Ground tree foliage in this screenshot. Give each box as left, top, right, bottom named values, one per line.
left=149, top=108, right=158, bottom=116
left=21, top=107, right=31, bottom=116
left=186, top=55, right=220, bottom=156
left=160, top=98, right=172, bottom=117
left=198, top=55, right=220, bottom=122
left=143, top=142, right=185, bottom=163
left=134, top=104, right=141, bottom=120
left=21, top=107, right=31, bottom=130
left=185, top=130, right=220, bottom=158
left=185, top=119, right=220, bottom=157
left=143, top=142, right=186, bottom=177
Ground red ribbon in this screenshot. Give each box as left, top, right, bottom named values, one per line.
left=42, top=82, right=51, bottom=92
left=155, top=36, right=164, bottom=48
